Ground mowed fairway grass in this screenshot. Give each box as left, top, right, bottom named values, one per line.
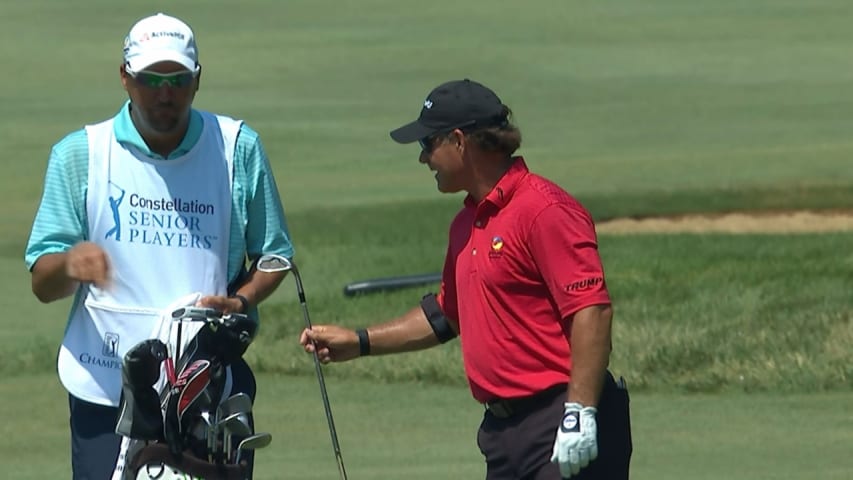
left=1, top=1, right=852, bottom=479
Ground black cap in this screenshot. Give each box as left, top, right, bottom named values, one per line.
left=389, top=79, right=507, bottom=144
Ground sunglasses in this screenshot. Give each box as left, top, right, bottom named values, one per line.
left=418, top=134, right=442, bottom=153
left=126, top=69, right=197, bottom=88
left=418, top=120, right=480, bottom=153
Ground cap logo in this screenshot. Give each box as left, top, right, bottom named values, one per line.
left=139, top=31, right=186, bottom=42
left=423, top=99, right=433, bottom=109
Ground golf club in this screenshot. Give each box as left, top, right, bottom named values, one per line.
left=342, top=272, right=441, bottom=296
left=234, top=432, right=272, bottom=465
left=199, top=410, right=217, bottom=462
left=257, top=254, right=348, bottom=480
left=220, top=411, right=253, bottom=462
left=216, top=392, right=253, bottom=425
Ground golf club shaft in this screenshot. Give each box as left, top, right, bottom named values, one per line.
left=294, top=268, right=348, bottom=480
left=310, top=348, right=348, bottom=479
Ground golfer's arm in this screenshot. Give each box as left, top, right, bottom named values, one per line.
left=365, top=306, right=442, bottom=355
left=31, top=253, right=78, bottom=303
left=567, top=304, right=613, bottom=407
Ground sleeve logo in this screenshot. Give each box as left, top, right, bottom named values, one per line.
left=565, top=277, right=603, bottom=292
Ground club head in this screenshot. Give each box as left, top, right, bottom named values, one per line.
left=239, top=432, right=272, bottom=450
left=235, top=432, right=272, bottom=464
left=220, top=412, right=253, bottom=436
left=221, top=411, right=253, bottom=464
left=256, top=254, right=294, bottom=273
left=171, top=306, right=221, bottom=320
left=216, top=393, right=253, bottom=422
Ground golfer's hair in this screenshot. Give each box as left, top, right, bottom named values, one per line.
left=466, top=105, right=522, bottom=155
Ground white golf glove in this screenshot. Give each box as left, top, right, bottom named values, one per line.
left=550, top=402, right=598, bottom=478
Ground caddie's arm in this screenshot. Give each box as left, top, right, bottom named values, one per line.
left=198, top=262, right=287, bottom=314
left=31, top=242, right=111, bottom=303
left=31, top=253, right=78, bottom=303
left=567, top=304, right=613, bottom=405
left=230, top=266, right=287, bottom=311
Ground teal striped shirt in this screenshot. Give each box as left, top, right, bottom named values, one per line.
left=25, top=102, right=294, bottom=285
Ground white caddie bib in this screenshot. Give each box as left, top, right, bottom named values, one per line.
left=57, top=111, right=242, bottom=406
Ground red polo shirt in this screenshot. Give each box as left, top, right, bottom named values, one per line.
left=437, top=157, right=611, bottom=403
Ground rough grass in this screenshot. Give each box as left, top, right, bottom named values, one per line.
left=236, top=202, right=853, bottom=393
left=4, top=191, right=852, bottom=393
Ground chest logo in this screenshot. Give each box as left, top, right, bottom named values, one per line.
left=489, top=236, right=504, bottom=258
left=105, top=182, right=127, bottom=242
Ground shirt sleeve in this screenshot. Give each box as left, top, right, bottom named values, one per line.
left=24, top=130, right=89, bottom=270
left=234, top=124, right=294, bottom=263
left=527, top=202, right=610, bottom=319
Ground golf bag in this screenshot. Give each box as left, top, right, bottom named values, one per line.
left=114, top=308, right=265, bottom=479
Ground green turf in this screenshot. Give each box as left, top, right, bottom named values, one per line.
left=3, top=374, right=851, bottom=479
left=4, top=0, right=853, bottom=216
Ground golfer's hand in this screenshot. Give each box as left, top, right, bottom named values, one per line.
left=550, top=402, right=598, bottom=478
left=66, top=242, right=111, bottom=288
left=300, top=326, right=360, bottom=363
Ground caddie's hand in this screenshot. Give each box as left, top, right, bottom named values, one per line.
left=550, top=402, right=598, bottom=478
left=66, top=242, right=111, bottom=288
left=299, top=326, right=360, bottom=363
left=197, top=295, right=243, bottom=314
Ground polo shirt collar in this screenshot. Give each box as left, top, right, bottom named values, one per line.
left=113, top=101, right=204, bottom=160
left=464, top=156, right=529, bottom=210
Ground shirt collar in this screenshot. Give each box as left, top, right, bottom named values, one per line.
left=113, top=101, right=204, bottom=160
left=464, top=156, right=529, bottom=211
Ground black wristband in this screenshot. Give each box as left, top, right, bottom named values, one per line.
left=229, top=294, right=250, bottom=313
left=355, top=328, right=370, bottom=356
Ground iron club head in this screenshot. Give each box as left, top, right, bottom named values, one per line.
left=256, top=254, right=294, bottom=273
left=216, top=393, right=253, bottom=423
left=235, top=432, right=272, bottom=464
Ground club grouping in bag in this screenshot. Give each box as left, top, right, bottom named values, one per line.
left=116, top=307, right=272, bottom=479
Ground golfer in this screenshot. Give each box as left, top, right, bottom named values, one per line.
left=301, top=79, right=632, bottom=479
left=25, top=13, right=293, bottom=479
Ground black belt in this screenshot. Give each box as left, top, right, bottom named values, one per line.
left=484, top=384, right=567, bottom=419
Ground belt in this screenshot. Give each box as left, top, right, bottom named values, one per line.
left=484, top=384, right=567, bottom=419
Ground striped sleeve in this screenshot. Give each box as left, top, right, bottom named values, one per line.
left=24, top=130, right=89, bottom=270
left=229, top=123, right=294, bottom=280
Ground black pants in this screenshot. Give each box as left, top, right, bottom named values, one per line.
left=477, top=372, right=632, bottom=480
left=69, top=358, right=257, bottom=480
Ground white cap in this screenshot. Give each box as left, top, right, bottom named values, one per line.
left=123, top=13, right=199, bottom=74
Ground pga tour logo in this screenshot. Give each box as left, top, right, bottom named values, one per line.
left=103, top=332, right=120, bottom=358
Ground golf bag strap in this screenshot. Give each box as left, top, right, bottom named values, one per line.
left=129, top=443, right=247, bottom=480
left=420, top=293, right=457, bottom=344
